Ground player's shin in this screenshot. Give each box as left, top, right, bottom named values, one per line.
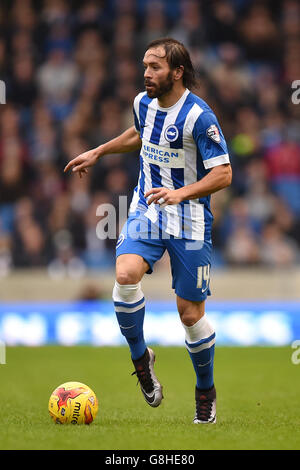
left=112, top=281, right=147, bottom=360
left=182, top=314, right=215, bottom=390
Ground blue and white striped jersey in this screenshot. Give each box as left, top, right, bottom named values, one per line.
left=130, top=88, right=230, bottom=241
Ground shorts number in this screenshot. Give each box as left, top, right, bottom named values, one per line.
left=197, top=265, right=210, bottom=292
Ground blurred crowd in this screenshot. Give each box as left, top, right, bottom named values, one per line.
left=0, top=0, right=300, bottom=278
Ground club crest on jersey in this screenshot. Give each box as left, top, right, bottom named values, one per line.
left=206, top=124, right=221, bottom=143
left=164, top=125, right=179, bottom=143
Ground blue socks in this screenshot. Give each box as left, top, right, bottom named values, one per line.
left=113, top=281, right=215, bottom=389
left=182, top=315, right=215, bottom=390
left=113, top=281, right=147, bottom=360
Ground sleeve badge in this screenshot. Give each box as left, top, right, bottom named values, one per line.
left=206, top=124, right=221, bottom=143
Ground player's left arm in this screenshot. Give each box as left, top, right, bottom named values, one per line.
left=146, top=111, right=232, bottom=206
left=178, top=162, right=232, bottom=201
left=145, top=163, right=231, bottom=206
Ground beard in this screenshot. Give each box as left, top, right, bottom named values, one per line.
left=145, top=71, right=174, bottom=99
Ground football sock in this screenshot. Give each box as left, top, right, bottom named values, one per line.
left=113, top=281, right=147, bottom=360
left=182, top=314, right=215, bottom=390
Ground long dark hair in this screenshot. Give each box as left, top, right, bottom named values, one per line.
left=146, top=37, right=197, bottom=89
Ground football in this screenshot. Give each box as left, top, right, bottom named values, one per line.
left=48, top=381, right=98, bottom=424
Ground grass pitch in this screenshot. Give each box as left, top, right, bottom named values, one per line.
left=0, top=345, right=299, bottom=450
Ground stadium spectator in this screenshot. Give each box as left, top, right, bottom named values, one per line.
left=264, top=138, right=300, bottom=216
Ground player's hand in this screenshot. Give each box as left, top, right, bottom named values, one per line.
left=145, top=187, right=183, bottom=207
left=63, top=149, right=99, bottom=178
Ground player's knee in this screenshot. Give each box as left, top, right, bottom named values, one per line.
left=116, top=270, right=140, bottom=285
left=178, top=302, right=205, bottom=327
left=177, top=297, right=205, bottom=326
left=179, top=309, right=199, bottom=327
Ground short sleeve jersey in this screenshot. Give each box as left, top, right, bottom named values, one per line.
left=130, top=88, right=230, bottom=241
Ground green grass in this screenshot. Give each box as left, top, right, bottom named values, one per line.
left=0, top=346, right=299, bottom=450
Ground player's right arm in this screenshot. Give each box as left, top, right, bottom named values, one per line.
left=63, top=126, right=141, bottom=176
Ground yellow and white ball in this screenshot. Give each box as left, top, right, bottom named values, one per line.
left=48, top=381, right=98, bottom=424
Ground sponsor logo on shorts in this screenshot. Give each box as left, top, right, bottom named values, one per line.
left=116, top=233, right=125, bottom=248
